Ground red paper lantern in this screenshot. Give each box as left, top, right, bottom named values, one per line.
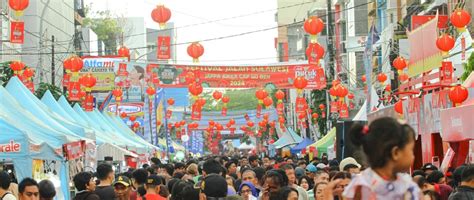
left=63, top=56, right=83, bottom=73
left=394, top=100, right=403, bottom=114
left=449, top=85, right=468, bottom=105
left=306, top=42, right=325, bottom=63
left=312, top=113, right=319, bottom=119
left=229, top=119, right=235, bottom=125
left=450, top=9, right=471, bottom=31
left=436, top=34, right=455, bottom=53
left=278, top=116, right=285, bottom=123
left=269, top=139, right=275, bottom=144
left=180, top=120, right=186, bottom=126
left=298, top=113, right=305, bottom=119
left=197, top=98, right=206, bottom=106
left=255, top=89, right=268, bottom=100
left=112, top=88, right=123, bottom=101
left=118, top=46, right=130, bottom=58
left=329, top=86, right=337, bottom=96
left=303, top=16, right=324, bottom=36
left=120, top=112, right=127, bottom=118
left=361, top=75, right=366, bottom=83
left=212, top=91, right=222, bottom=100
left=185, top=72, right=196, bottom=84
left=334, top=84, right=348, bottom=97
left=275, top=90, right=285, bottom=101
left=8, top=0, right=29, bottom=16
left=80, top=73, right=97, bottom=90
left=247, top=121, right=255, bottom=127
left=399, top=73, right=409, bottom=82
left=187, top=42, right=204, bottom=63
left=133, top=122, right=140, bottom=128
left=146, top=87, right=156, bottom=96
left=385, top=85, right=391, bottom=92
left=188, top=82, right=203, bottom=97
left=222, top=96, right=230, bottom=103
left=167, top=98, right=175, bottom=106
left=293, top=76, right=308, bottom=90
left=129, top=115, right=137, bottom=122
left=22, top=67, right=34, bottom=79
left=319, top=104, right=325, bottom=110
left=263, top=97, right=273, bottom=107
left=393, top=56, right=407, bottom=71
left=151, top=5, right=172, bottom=28
left=348, top=93, right=355, bottom=100
left=9, top=61, right=25, bottom=72
left=377, top=73, right=387, bottom=83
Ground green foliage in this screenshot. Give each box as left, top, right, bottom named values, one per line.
left=461, top=53, right=474, bottom=81
left=310, top=89, right=327, bottom=136
left=35, top=82, right=64, bottom=100
left=83, top=9, right=123, bottom=54
left=0, top=61, right=13, bottom=87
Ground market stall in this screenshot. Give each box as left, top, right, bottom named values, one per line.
left=306, top=128, right=336, bottom=158
left=290, top=138, right=314, bottom=154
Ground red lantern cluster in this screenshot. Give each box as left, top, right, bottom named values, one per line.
left=187, top=42, right=204, bottom=63
left=263, top=97, right=273, bottom=108
left=151, top=5, right=172, bottom=28
left=9, top=61, right=25, bottom=73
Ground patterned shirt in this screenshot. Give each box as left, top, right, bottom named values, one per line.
left=343, top=168, right=421, bottom=200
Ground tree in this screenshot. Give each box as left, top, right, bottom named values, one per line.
left=0, top=61, right=13, bottom=87
left=310, top=89, right=327, bottom=136
left=83, top=8, right=124, bottom=55
left=461, top=53, right=474, bottom=81
left=35, top=82, right=65, bottom=100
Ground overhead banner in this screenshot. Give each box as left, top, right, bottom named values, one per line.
left=120, top=62, right=326, bottom=89
left=157, top=36, right=171, bottom=59
left=80, top=56, right=128, bottom=91
left=411, top=15, right=448, bottom=30
left=10, top=21, right=24, bottom=44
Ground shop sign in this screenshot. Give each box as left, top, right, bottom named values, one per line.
left=63, top=141, right=85, bottom=160
left=0, top=140, right=21, bottom=153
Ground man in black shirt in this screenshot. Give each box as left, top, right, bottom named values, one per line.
left=95, top=164, right=117, bottom=200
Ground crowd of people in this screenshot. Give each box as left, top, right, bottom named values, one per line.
left=0, top=117, right=473, bottom=200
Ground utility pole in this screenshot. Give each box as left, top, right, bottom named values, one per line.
left=326, top=0, right=336, bottom=129
left=51, top=35, right=55, bottom=85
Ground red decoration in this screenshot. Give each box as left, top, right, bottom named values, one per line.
left=450, top=9, right=471, bottom=31
left=83, top=94, right=94, bottom=112
left=348, top=93, right=354, bottom=100
left=377, top=73, right=387, bottom=83
left=79, top=73, right=97, bottom=91
left=385, top=85, right=391, bottom=92
left=118, top=46, right=130, bottom=59
left=229, top=119, right=235, bottom=125
left=188, top=82, right=203, bottom=97
left=8, top=0, right=29, bottom=16
left=436, top=34, right=455, bottom=54
left=399, top=73, right=409, bottom=82
left=449, top=85, right=468, bottom=105
left=263, top=97, right=273, bottom=108
left=63, top=56, right=83, bottom=73
left=319, top=104, right=325, bottom=110
left=9, top=61, right=25, bottom=73
left=151, top=5, right=172, bottom=28
left=146, top=87, right=156, bottom=96
left=303, top=16, right=325, bottom=38
left=129, top=115, right=137, bottom=122
left=255, top=89, right=268, bottom=100
left=361, top=75, right=366, bottom=83
left=306, top=43, right=325, bottom=64
left=185, top=72, right=196, bottom=84
left=197, top=98, right=206, bottom=106
left=298, top=113, right=305, bottom=119
left=294, top=76, right=308, bottom=89
left=222, top=96, right=230, bottom=103
left=393, top=56, right=407, bottom=71
left=133, top=122, right=140, bottom=128
left=247, top=121, right=254, bottom=127
left=312, top=113, right=319, bottom=120
left=120, top=112, right=127, bottom=118
left=112, top=88, right=123, bottom=101
left=212, top=91, right=222, bottom=100
left=334, top=84, right=348, bottom=97
left=167, top=98, right=175, bottom=106
left=187, top=42, right=204, bottom=63
left=339, top=103, right=349, bottom=118
left=275, top=90, right=285, bottom=101
left=68, top=82, right=82, bottom=101
left=394, top=101, right=403, bottom=114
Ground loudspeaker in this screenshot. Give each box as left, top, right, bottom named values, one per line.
left=336, top=121, right=365, bottom=162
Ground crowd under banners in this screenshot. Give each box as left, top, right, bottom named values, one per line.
left=127, top=62, right=326, bottom=89
left=10, top=21, right=24, bottom=44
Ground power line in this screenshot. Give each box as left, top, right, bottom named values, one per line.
left=0, top=2, right=373, bottom=56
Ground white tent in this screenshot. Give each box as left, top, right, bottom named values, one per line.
left=238, top=142, right=255, bottom=150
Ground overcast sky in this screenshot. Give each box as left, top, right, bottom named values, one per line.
left=85, top=0, right=278, bottom=64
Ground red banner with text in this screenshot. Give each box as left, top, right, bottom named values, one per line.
left=145, top=63, right=326, bottom=89
left=10, top=21, right=24, bottom=44
left=157, top=36, right=171, bottom=60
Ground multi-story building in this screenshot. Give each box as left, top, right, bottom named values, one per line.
left=121, top=17, right=147, bottom=62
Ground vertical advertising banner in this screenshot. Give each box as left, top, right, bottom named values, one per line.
left=157, top=36, right=171, bottom=59
left=10, top=21, right=24, bottom=44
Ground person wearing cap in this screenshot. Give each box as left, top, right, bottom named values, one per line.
left=305, top=164, right=317, bottom=180
left=339, top=157, right=361, bottom=174
left=139, top=175, right=165, bottom=200
left=200, top=174, right=228, bottom=200
left=315, top=163, right=328, bottom=171
left=113, top=176, right=131, bottom=200
left=295, top=167, right=305, bottom=180
left=422, top=163, right=439, bottom=176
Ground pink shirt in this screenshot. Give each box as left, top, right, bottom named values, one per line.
left=343, top=168, right=421, bottom=200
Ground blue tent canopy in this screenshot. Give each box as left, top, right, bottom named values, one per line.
left=290, top=138, right=314, bottom=154
left=271, top=128, right=303, bottom=149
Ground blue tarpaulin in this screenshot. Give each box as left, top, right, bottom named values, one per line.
left=290, top=138, right=314, bottom=154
